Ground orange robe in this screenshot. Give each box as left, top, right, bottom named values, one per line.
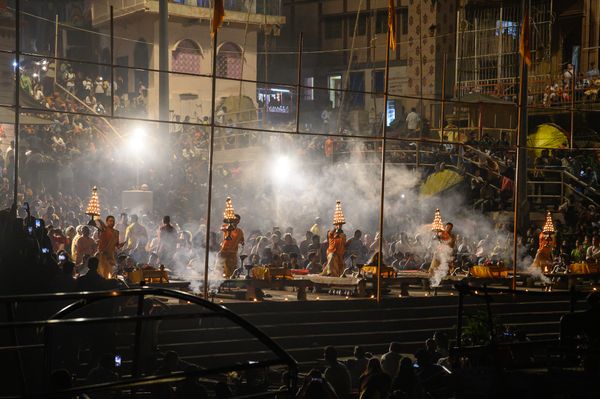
left=98, top=228, right=120, bottom=279
left=322, top=229, right=346, bottom=277
left=532, top=232, right=555, bottom=271
left=218, top=226, right=244, bottom=277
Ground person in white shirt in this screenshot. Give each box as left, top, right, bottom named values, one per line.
left=587, top=62, right=599, bottom=80
left=406, top=107, right=421, bottom=134
left=586, top=236, right=600, bottom=263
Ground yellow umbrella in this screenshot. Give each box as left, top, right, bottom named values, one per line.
left=420, top=169, right=464, bottom=197
left=527, top=123, right=568, bottom=158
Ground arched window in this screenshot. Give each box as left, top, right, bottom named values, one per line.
left=216, top=42, right=242, bottom=79
left=172, top=39, right=202, bottom=74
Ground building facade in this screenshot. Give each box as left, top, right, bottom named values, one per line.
left=89, top=0, right=285, bottom=122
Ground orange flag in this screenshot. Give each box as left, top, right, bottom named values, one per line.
left=519, top=9, right=531, bottom=66
left=388, top=0, right=396, bottom=50
left=211, top=0, right=225, bottom=38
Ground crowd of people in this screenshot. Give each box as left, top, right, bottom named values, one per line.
left=4, top=56, right=600, bottom=286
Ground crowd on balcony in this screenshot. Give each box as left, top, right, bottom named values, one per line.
left=541, top=62, right=600, bottom=107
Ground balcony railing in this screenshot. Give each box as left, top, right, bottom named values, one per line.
left=170, top=0, right=281, bottom=16
left=91, top=0, right=283, bottom=26
left=455, top=73, right=600, bottom=110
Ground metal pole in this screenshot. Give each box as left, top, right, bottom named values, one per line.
left=440, top=53, right=447, bottom=143
left=131, top=292, right=145, bottom=398
left=159, top=0, right=169, bottom=123
left=570, top=73, right=575, bottom=148
left=54, top=14, right=58, bottom=88
left=110, top=6, right=115, bottom=118
left=377, top=28, right=392, bottom=304
left=12, top=0, right=21, bottom=213
left=295, top=33, right=304, bottom=134
left=203, top=29, right=219, bottom=299
left=416, top=0, right=424, bottom=168
left=456, top=290, right=464, bottom=348
left=512, top=0, right=529, bottom=291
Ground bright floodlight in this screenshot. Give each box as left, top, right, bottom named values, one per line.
left=273, top=155, right=292, bottom=183
left=128, top=127, right=146, bottom=155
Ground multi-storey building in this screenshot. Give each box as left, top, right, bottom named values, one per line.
left=89, top=0, right=285, bottom=121
left=274, top=0, right=457, bottom=133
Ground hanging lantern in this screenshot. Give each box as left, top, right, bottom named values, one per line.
left=333, top=200, right=346, bottom=226
left=431, top=208, right=444, bottom=232
left=542, top=211, right=555, bottom=234
left=223, top=197, right=237, bottom=241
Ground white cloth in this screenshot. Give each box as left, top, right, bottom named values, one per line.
left=406, top=111, right=420, bottom=130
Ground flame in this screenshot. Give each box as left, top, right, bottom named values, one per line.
left=431, top=208, right=444, bottom=231
left=542, top=211, right=555, bottom=233
left=333, top=200, right=346, bottom=225
left=224, top=197, right=236, bottom=221
left=85, top=186, right=100, bottom=217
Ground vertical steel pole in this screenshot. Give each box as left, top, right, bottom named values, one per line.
left=570, top=72, right=575, bottom=148
left=295, top=33, right=304, bottom=134
left=110, top=6, right=114, bottom=118
left=377, top=28, right=392, bottom=303
left=159, top=0, right=169, bottom=122
left=440, top=53, right=447, bottom=143
left=203, top=29, right=219, bottom=299
left=12, top=0, right=21, bottom=213
left=132, top=292, right=145, bottom=398
left=54, top=14, right=58, bottom=88
left=512, top=0, right=529, bottom=291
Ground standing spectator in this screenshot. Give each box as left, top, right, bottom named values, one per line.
left=157, top=215, right=178, bottom=266
left=72, top=226, right=97, bottom=266
left=323, top=346, right=351, bottom=399
left=406, top=107, right=421, bottom=136
left=564, top=63, right=575, bottom=86
left=321, top=103, right=332, bottom=132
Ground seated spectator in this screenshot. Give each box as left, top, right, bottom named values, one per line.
left=49, top=368, right=74, bottom=399
left=281, top=233, right=300, bottom=257
left=296, top=369, right=338, bottom=399
left=86, top=353, right=119, bottom=399
left=177, top=365, right=208, bottom=399
left=345, top=345, right=369, bottom=389
left=77, top=257, right=111, bottom=291
left=392, top=357, right=422, bottom=398
left=414, top=349, right=451, bottom=398
left=425, top=338, right=442, bottom=364
left=323, top=346, right=352, bottom=399
left=305, top=252, right=322, bottom=274
left=53, top=260, right=77, bottom=292
left=381, top=342, right=403, bottom=378
left=359, top=358, right=391, bottom=399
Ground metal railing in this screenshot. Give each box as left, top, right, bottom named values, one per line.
left=0, top=288, right=298, bottom=398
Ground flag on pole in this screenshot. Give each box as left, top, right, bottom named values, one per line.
left=211, top=0, right=225, bottom=38
left=519, top=8, right=531, bottom=66
left=388, top=0, right=397, bottom=50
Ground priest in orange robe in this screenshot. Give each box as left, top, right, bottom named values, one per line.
left=321, top=225, right=346, bottom=277
left=532, top=231, right=555, bottom=272
left=96, top=215, right=125, bottom=279
left=218, top=214, right=245, bottom=278
left=429, top=222, right=456, bottom=279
